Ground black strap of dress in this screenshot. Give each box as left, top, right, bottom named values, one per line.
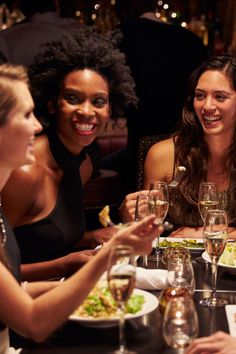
left=46, top=125, right=86, bottom=174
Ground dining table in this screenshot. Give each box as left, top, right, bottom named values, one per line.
left=12, top=248, right=236, bottom=354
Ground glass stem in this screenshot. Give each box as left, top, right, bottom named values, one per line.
left=118, top=304, right=126, bottom=353
left=211, top=257, right=218, bottom=300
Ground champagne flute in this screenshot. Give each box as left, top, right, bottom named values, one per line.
left=163, top=297, right=199, bottom=350
left=107, top=245, right=136, bottom=354
left=149, top=181, right=169, bottom=264
left=198, top=182, right=218, bottom=222
left=200, top=209, right=228, bottom=308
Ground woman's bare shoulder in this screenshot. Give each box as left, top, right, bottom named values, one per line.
left=147, top=138, right=174, bottom=158
left=144, top=138, right=175, bottom=187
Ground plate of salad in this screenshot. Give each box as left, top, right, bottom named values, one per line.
left=157, top=237, right=204, bottom=250
left=202, top=242, right=236, bottom=270
left=69, top=283, right=158, bottom=328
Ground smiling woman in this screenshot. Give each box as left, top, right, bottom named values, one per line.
left=1, top=26, right=138, bottom=281
left=143, top=55, right=236, bottom=238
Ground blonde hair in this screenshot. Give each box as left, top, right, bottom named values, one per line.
left=0, top=63, right=29, bottom=127
left=0, top=63, right=29, bottom=268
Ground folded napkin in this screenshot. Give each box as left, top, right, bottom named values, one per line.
left=135, top=267, right=167, bottom=290
left=225, top=305, right=236, bottom=336
left=99, top=268, right=167, bottom=290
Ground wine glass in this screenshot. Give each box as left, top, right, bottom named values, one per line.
left=163, top=297, right=199, bottom=350
left=198, top=182, right=218, bottom=222
left=134, top=194, right=150, bottom=267
left=200, top=209, right=228, bottom=308
left=166, top=256, right=196, bottom=295
left=149, top=181, right=169, bottom=264
left=107, top=245, right=136, bottom=354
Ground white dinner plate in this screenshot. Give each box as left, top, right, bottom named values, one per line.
left=69, top=288, right=158, bottom=328
left=202, top=251, right=236, bottom=270
left=155, top=237, right=204, bottom=250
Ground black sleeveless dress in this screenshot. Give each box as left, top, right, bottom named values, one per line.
left=0, top=208, right=21, bottom=330
left=14, top=126, right=87, bottom=263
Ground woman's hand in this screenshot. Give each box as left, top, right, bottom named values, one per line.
left=185, top=331, right=236, bottom=354
left=110, top=215, right=163, bottom=255
left=119, top=190, right=149, bottom=223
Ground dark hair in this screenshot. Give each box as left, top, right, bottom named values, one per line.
left=29, top=26, right=137, bottom=123
left=174, top=55, right=236, bottom=218
left=18, top=0, right=57, bottom=17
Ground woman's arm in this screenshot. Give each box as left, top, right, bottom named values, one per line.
left=0, top=215, right=160, bottom=342
left=21, top=249, right=97, bottom=281
left=143, top=138, right=175, bottom=188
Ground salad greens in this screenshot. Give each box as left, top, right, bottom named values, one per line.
left=160, top=238, right=204, bottom=248
left=74, top=283, right=145, bottom=318
left=220, top=242, right=236, bottom=266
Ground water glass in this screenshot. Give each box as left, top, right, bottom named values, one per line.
left=163, top=297, right=199, bottom=350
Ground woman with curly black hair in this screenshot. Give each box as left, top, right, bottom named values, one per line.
left=143, top=55, right=236, bottom=238
left=2, top=27, right=138, bottom=281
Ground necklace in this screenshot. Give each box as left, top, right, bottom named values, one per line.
left=0, top=196, right=7, bottom=247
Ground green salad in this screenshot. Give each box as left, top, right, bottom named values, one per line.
left=160, top=238, right=204, bottom=248
left=74, top=283, right=145, bottom=319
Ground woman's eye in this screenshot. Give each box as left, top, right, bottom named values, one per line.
left=64, top=94, right=81, bottom=104
left=94, top=97, right=108, bottom=107
left=215, top=95, right=226, bottom=102
left=195, top=93, right=205, bottom=100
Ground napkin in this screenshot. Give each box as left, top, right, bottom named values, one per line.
left=225, top=305, right=236, bottom=336
left=99, top=268, right=167, bottom=290
left=135, top=267, right=167, bottom=290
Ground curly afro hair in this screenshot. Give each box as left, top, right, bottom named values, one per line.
left=29, top=25, right=138, bottom=124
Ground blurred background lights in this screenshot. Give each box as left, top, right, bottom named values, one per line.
left=91, top=13, right=97, bottom=20
left=171, top=12, right=177, bottom=18
left=94, top=4, right=100, bottom=10
left=163, top=4, right=169, bottom=10
left=157, top=1, right=163, bottom=6
left=181, top=22, right=187, bottom=27
left=110, top=0, right=116, bottom=5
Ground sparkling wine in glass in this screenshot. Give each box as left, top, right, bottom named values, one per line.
left=163, top=297, right=199, bottom=350
left=200, top=209, right=228, bottom=308
left=149, top=181, right=169, bottom=265
left=198, top=182, right=218, bottom=222
left=107, top=245, right=136, bottom=354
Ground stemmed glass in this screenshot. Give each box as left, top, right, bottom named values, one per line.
left=149, top=181, right=169, bottom=263
left=166, top=256, right=196, bottom=295
left=200, top=209, right=228, bottom=308
left=107, top=245, right=136, bottom=354
left=163, top=297, right=199, bottom=351
left=198, top=182, right=218, bottom=223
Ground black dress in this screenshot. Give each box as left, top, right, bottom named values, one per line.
left=14, top=126, right=87, bottom=263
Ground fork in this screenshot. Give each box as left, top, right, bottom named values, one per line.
left=168, top=166, right=186, bottom=188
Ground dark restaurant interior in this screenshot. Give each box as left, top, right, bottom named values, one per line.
left=0, top=0, right=236, bottom=55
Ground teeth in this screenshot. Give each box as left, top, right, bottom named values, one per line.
left=74, top=123, right=94, bottom=132
left=204, top=116, right=221, bottom=122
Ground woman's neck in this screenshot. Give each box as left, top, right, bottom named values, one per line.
left=0, top=168, right=12, bottom=191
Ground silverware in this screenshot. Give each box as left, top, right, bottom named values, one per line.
left=168, top=166, right=186, bottom=188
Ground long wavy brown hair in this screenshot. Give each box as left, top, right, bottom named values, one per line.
left=174, top=55, right=236, bottom=221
